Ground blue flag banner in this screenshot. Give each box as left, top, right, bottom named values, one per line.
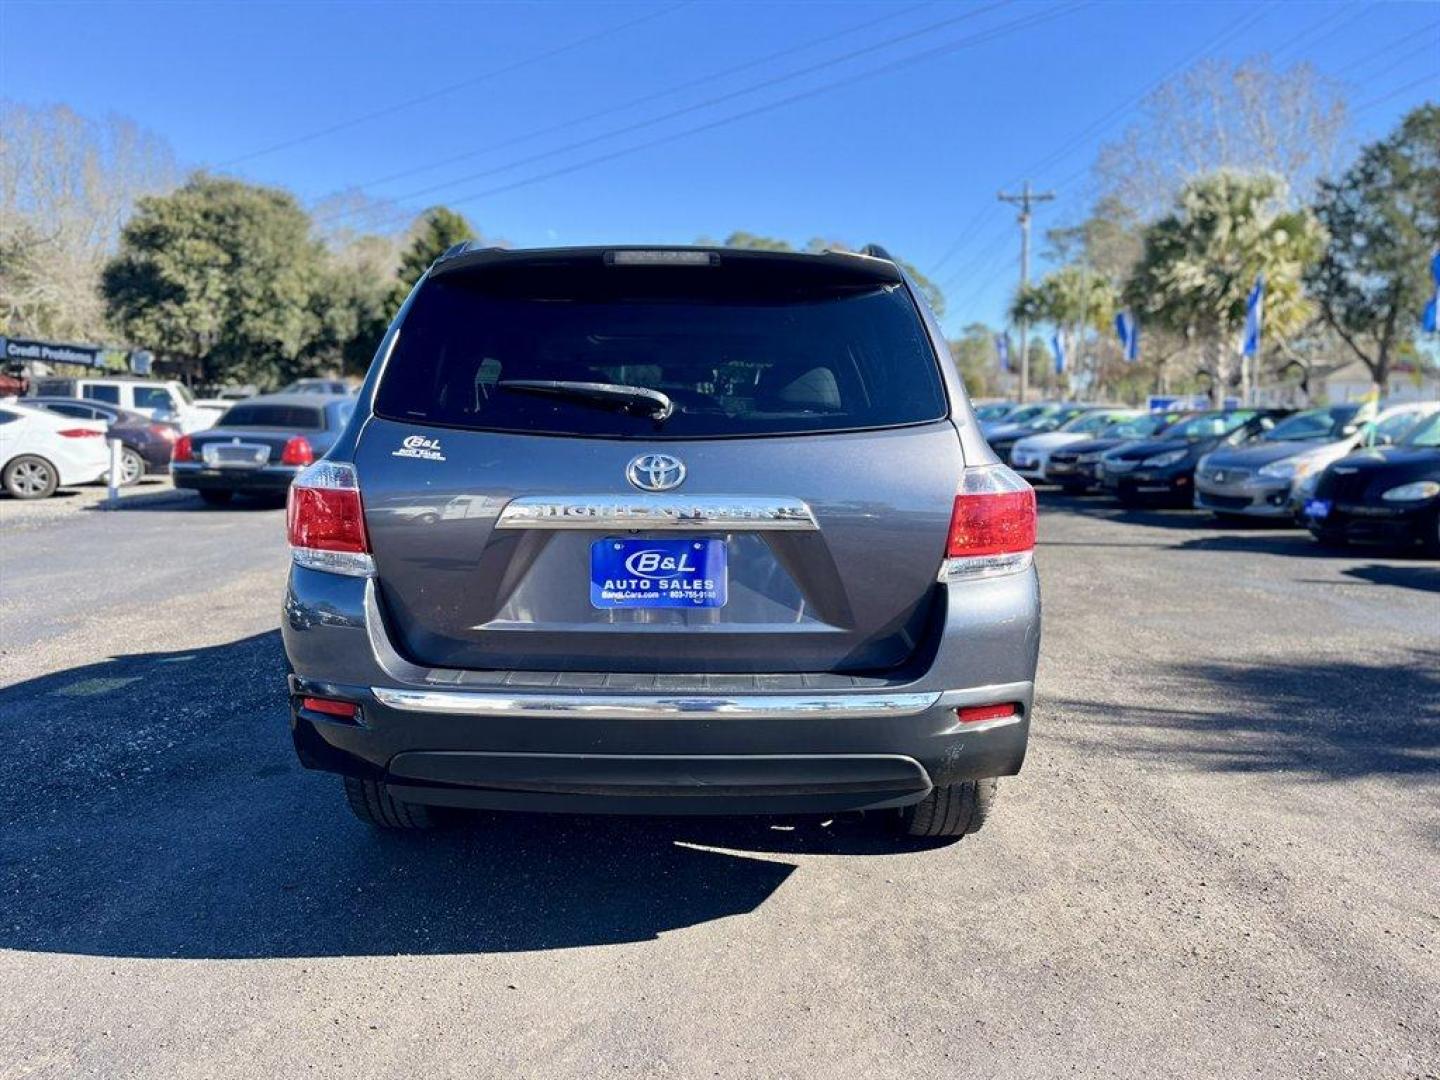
left=1051, top=331, right=1067, bottom=374
left=1426, top=251, right=1440, bottom=333
left=1241, top=274, right=1265, bottom=357
left=994, top=333, right=1010, bottom=372
left=1114, top=311, right=1139, bottom=362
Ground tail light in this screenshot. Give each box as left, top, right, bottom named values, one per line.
left=149, top=423, right=179, bottom=441
left=280, top=436, right=315, bottom=466
left=286, top=460, right=373, bottom=577
left=172, top=434, right=194, bottom=462
left=942, top=464, right=1036, bottom=580
left=58, top=428, right=104, bottom=438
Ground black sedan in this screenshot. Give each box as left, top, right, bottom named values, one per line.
left=1097, top=409, right=1291, bottom=506
left=1302, top=411, right=1440, bottom=553
left=26, top=395, right=180, bottom=485
left=1045, top=411, right=1192, bottom=492
left=171, top=393, right=354, bottom=505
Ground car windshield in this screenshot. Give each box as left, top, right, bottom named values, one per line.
left=375, top=264, right=947, bottom=439
left=1164, top=410, right=1257, bottom=439
left=1261, top=406, right=1358, bottom=442
left=1400, top=412, right=1440, bottom=447
left=1105, top=414, right=1172, bottom=438
left=996, top=404, right=1051, bottom=425
left=974, top=403, right=1012, bottom=421
left=1060, top=410, right=1124, bottom=434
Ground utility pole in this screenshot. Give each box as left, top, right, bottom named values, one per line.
left=998, top=181, right=1055, bottom=402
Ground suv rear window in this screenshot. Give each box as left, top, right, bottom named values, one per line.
left=374, top=262, right=947, bottom=438
left=220, top=404, right=324, bottom=429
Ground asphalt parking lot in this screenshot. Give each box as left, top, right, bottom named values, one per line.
left=1, top=489, right=1436, bottom=1079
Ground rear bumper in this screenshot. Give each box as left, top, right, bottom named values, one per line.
left=282, top=564, right=1040, bottom=815
left=171, top=461, right=300, bottom=493
left=289, top=680, right=1030, bottom=814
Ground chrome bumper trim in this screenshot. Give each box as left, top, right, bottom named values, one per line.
left=494, top=495, right=818, bottom=531
left=370, top=688, right=939, bottom=719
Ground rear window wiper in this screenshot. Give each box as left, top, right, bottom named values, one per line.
left=496, top=380, right=674, bottom=421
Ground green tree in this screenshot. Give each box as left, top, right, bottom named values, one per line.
left=391, top=206, right=477, bottom=305
left=1009, top=265, right=1118, bottom=395
left=947, top=322, right=1003, bottom=397
left=1307, top=104, right=1440, bottom=393
left=1124, top=171, right=1324, bottom=401
left=101, top=174, right=322, bottom=387
left=301, top=258, right=393, bottom=378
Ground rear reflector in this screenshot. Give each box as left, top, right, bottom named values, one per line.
left=941, top=464, right=1036, bottom=580
left=301, top=696, right=357, bottom=719
left=956, top=702, right=1018, bottom=724
left=286, top=460, right=374, bottom=577
left=58, top=428, right=103, bottom=438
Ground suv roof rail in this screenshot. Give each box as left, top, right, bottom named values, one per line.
left=438, top=241, right=472, bottom=261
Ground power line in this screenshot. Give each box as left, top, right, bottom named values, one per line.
left=1353, top=71, right=1439, bottom=113
left=1324, top=16, right=1440, bottom=76
left=218, top=2, right=690, bottom=168
left=351, top=2, right=930, bottom=193
left=320, top=0, right=1016, bottom=224
left=360, top=1, right=1091, bottom=233
left=928, top=3, right=1272, bottom=291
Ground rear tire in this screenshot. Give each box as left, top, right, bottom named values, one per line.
left=198, top=489, right=233, bottom=506
left=3, top=455, right=59, bottom=499
left=342, top=776, right=438, bottom=830
left=118, top=446, right=146, bottom=486
left=899, top=777, right=996, bottom=838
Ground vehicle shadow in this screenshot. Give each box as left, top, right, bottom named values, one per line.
left=1048, top=649, right=1440, bottom=785
left=1342, top=563, right=1440, bottom=592
left=0, top=632, right=937, bottom=961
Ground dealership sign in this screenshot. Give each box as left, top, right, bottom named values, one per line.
left=2, top=336, right=138, bottom=372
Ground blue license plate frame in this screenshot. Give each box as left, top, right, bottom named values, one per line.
left=590, top=538, right=728, bottom=609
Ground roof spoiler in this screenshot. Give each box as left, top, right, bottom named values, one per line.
left=428, top=244, right=904, bottom=284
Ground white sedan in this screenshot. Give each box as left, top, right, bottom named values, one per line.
left=1009, top=408, right=1142, bottom=482
left=0, top=399, right=110, bottom=499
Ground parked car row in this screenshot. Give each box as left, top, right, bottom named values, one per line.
left=983, top=399, right=1440, bottom=554
left=0, top=376, right=358, bottom=499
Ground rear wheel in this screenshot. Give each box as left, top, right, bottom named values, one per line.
left=118, top=446, right=146, bottom=486
left=3, top=455, right=58, bottom=499
left=342, top=776, right=438, bottom=830
left=899, top=777, right=996, bottom=838
left=198, top=489, right=233, bottom=506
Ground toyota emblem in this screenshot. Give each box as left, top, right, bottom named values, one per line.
left=626, top=453, right=686, bottom=492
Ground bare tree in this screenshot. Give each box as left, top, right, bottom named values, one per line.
left=1093, top=58, right=1348, bottom=221
left=0, top=102, right=177, bottom=341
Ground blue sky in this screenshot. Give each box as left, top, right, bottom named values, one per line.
left=4, top=0, right=1436, bottom=334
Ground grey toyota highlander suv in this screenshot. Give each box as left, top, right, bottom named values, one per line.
left=282, top=245, right=1040, bottom=839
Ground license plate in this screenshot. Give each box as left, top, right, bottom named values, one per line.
left=1304, top=498, right=1331, bottom=520
left=590, top=538, right=727, bottom=609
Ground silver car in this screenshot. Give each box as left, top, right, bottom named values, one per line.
left=1194, top=406, right=1363, bottom=518
left=281, top=245, right=1040, bottom=839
